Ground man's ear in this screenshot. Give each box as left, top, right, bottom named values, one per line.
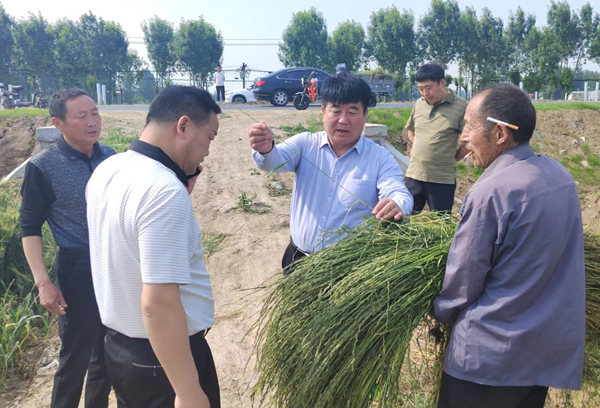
left=176, top=116, right=191, bottom=136
left=495, top=125, right=511, bottom=146
left=51, top=117, right=64, bottom=133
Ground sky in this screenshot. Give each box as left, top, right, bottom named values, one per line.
left=4, top=0, right=599, bottom=89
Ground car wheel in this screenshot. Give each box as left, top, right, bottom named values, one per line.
left=233, top=95, right=247, bottom=103
left=271, top=90, right=289, bottom=107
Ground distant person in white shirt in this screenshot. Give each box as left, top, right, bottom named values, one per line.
left=214, top=65, right=225, bottom=102
left=87, top=85, right=221, bottom=408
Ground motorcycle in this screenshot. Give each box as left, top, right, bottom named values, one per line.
left=34, top=95, right=48, bottom=109
left=293, top=71, right=319, bottom=111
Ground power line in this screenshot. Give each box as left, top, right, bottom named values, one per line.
left=128, top=41, right=280, bottom=46
left=128, top=36, right=282, bottom=41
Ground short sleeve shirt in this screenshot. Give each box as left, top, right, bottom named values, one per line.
left=405, top=91, right=468, bottom=185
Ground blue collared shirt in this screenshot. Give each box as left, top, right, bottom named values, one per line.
left=253, top=131, right=413, bottom=253
left=434, top=143, right=585, bottom=390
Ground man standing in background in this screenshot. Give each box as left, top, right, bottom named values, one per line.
left=404, top=63, right=469, bottom=213
left=20, top=89, right=114, bottom=408
left=214, top=65, right=226, bottom=102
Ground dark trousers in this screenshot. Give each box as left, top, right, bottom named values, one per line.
left=51, top=248, right=110, bottom=408
left=438, top=372, right=548, bottom=408
left=281, top=239, right=308, bottom=275
left=216, top=86, right=225, bottom=102
left=404, top=177, right=456, bottom=214
left=105, top=328, right=220, bottom=408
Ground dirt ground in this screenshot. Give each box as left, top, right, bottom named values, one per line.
left=0, top=117, right=48, bottom=179
left=1, top=107, right=600, bottom=407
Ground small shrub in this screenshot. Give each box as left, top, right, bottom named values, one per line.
left=250, top=168, right=261, bottom=176
left=202, top=231, right=228, bottom=259
left=587, top=154, right=600, bottom=168
left=102, top=128, right=139, bottom=153
left=238, top=192, right=255, bottom=212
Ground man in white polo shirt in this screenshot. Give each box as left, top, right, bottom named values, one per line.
left=86, top=86, right=221, bottom=408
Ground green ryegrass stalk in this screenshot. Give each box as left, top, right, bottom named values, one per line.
left=253, top=215, right=600, bottom=408
left=253, top=214, right=456, bottom=408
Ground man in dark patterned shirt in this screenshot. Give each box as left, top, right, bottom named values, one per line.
left=20, top=89, right=115, bottom=408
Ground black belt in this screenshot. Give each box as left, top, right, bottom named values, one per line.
left=290, top=238, right=310, bottom=256
left=108, top=327, right=210, bottom=344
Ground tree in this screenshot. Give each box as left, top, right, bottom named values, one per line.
left=547, top=1, right=581, bottom=68
left=116, top=50, right=146, bottom=103
left=524, top=26, right=562, bottom=95
left=173, top=17, right=224, bottom=89
left=0, top=2, right=14, bottom=87
left=11, top=13, right=55, bottom=94
left=52, top=18, right=89, bottom=89
left=137, top=70, right=157, bottom=103
left=279, top=8, right=329, bottom=68
left=367, top=6, right=416, bottom=76
left=142, top=16, right=176, bottom=90
left=573, top=3, right=599, bottom=72
left=505, top=7, right=536, bottom=80
left=417, top=0, right=461, bottom=69
left=328, top=20, right=364, bottom=73
left=456, top=6, right=480, bottom=97
left=591, top=23, right=600, bottom=62
left=476, top=8, right=506, bottom=88
left=560, top=67, right=574, bottom=98
left=523, top=72, right=544, bottom=94
left=95, top=20, right=129, bottom=102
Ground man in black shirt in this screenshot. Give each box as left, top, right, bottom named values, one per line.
left=20, top=89, right=115, bottom=408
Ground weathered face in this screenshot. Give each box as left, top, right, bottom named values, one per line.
left=54, top=95, right=101, bottom=146
left=321, top=101, right=367, bottom=153
left=181, top=112, right=219, bottom=174
left=461, top=96, right=503, bottom=169
left=417, top=79, right=447, bottom=105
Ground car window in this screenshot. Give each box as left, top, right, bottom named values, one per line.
left=287, top=70, right=308, bottom=79
left=316, top=70, right=330, bottom=80
left=276, top=71, right=288, bottom=79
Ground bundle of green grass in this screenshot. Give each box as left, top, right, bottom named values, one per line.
left=252, top=213, right=600, bottom=408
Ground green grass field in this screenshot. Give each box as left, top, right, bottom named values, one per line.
left=0, top=108, right=48, bottom=118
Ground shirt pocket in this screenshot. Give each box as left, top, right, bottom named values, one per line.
left=338, top=179, right=377, bottom=211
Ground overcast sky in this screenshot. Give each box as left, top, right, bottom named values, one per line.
left=4, top=0, right=599, bottom=86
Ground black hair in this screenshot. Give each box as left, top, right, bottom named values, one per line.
left=415, top=63, right=445, bottom=83
left=49, top=88, right=90, bottom=121
left=477, top=83, right=536, bottom=145
left=320, top=74, right=372, bottom=113
left=146, top=85, right=222, bottom=126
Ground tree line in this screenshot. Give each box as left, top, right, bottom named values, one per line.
left=279, top=1, right=600, bottom=99
left=0, top=4, right=224, bottom=103
left=1, top=0, right=599, bottom=103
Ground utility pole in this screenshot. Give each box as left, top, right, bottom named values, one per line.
left=239, top=62, right=248, bottom=88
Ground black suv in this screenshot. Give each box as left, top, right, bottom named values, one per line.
left=252, top=67, right=332, bottom=106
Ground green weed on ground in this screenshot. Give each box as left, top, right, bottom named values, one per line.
left=101, top=128, right=139, bottom=153
left=0, top=109, right=48, bottom=119
left=0, top=288, right=49, bottom=384
left=561, top=152, right=600, bottom=185
left=277, top=114, right=323, bottom=139
left=535, top=103, right=600, bottom=112
left=0, top=181, right=54, bottom=386
left=202, top=231, right=229, bottom=259
left=367, top=108, right=412, bottom=153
